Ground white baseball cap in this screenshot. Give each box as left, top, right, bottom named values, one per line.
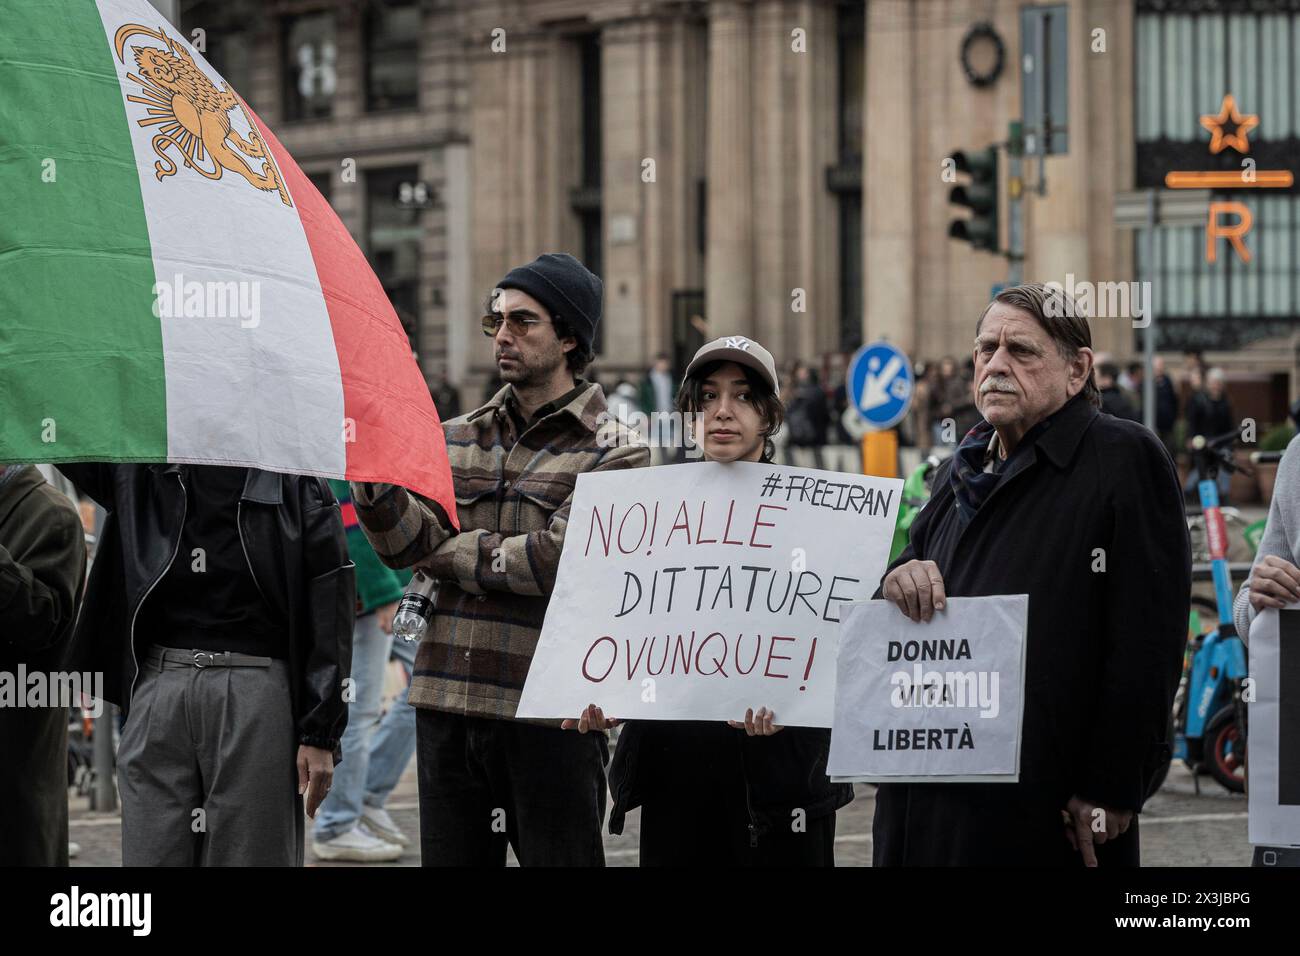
left=684, top=335, right=780, bottom=397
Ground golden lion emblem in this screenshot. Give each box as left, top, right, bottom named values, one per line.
left=114, top=23, right=291, bottom=207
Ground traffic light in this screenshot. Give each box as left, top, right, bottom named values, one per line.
left=947, top=147, right=999, bottom=253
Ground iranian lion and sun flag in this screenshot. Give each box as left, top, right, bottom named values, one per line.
left=0, top=0, right=456, bottom=518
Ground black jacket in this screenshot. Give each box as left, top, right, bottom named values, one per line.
left=0, top=466, right=87, bottom=866
left=786, top=383, right=831, bottom=447
left=871, top=395, right=1190, bottom=866
left=1100, top=385, right=1140, bottom=423
left=608, top=720, right=852, bottom=840
left=58, top=463, right=355, bottom=751
left=1186, top=391, right=1235, bottom=441
left=0, top=466, right=85, bottom=670
left=1155, top=375, right=1178, bottom=433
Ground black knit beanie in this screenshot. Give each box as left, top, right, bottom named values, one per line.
left=495, top=253, right=602, bottom=353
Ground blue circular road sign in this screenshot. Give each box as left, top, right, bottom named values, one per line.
left=848, top=341, right=914, bottom=431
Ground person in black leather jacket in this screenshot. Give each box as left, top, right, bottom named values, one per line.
left=589, top=337, right=852, bottom=866
left=58, top=463, right=355, bottom=866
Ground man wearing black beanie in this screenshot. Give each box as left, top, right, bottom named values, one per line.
left=351, top=253, right=649, bottom=866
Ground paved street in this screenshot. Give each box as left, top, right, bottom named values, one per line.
left=68, top=758, right=1249, bottom=867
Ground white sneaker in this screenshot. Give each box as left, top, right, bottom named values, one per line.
left=360, top=806, right=410, bottom=848
left=68, top=841, right=80, bottom=859
left=312, top=823, right=403, bottom=862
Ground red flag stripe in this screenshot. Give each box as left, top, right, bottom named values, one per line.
left=246, top=106, right=457, bottom=526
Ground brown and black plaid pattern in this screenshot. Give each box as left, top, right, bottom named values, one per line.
left=352, top=382, right=649, bottom=720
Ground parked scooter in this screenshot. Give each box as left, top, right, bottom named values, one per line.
left=1170, top=430, right=1251, bottom=794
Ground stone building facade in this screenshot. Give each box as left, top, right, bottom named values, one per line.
left=167, top=0, right=1298, bottom=415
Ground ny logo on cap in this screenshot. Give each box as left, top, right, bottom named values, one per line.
left=724, top=336, right=752, bottom=351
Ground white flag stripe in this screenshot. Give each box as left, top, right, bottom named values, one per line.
left=97, top=0, right=346, bottom=474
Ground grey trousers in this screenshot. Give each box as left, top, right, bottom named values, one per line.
left=117, top=647, right=303, bottom=866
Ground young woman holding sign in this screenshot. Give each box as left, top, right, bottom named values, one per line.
left=565, top=336, right=852, bottom=866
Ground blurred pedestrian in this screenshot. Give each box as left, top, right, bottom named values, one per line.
left=640, top=353, right=680, bottom=463
left=357, top=634, right=419, bottom=847
left=1124, top=361, right=1144, bottom=408
left=1153, top=356, right=1178, bottom=456
left=1098, top=362, right=1140, bottom=422
left=639, top=353, right=675, bottom=418
left=910, top=360, right=934, bottom=452
left=1185, top=367, right=1236, bottom=501
left=310, top=479, right=412, bottom=862
left=786, top=362, right=830, bottom=468
left=606, top=380, right=643, bottom=426
left=429, top=371, right=461, bottom=422
left=828, top=352, right=854, bottom=443
left=929, top=356, right=976, bottom=446
left=0, top=465, right=86, bottom=866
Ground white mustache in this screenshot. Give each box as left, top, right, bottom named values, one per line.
left=979, top=376, right=1017, bottom=395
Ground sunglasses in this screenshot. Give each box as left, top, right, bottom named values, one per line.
left=481, top=311, right=553, bottom=337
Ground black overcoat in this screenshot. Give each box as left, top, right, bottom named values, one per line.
left=871, top=394, right=1190, bottom=866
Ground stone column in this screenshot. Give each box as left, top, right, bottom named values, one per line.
left=1081, top=0, right=1135, bottom=359
left=1025, top=0, right=1093, bottom=337
left=601, top=17, right=651, bottom=372
left=706, top=0, right=755, bottom=339
left=862, top=0, right=915, bottom=353
left=750, top=0, right=788, bottom=352
left=442, top=139, right=473, bottom=388
left=792, top=0, right=840, bottom=359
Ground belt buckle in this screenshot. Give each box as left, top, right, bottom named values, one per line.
left=193, top=651, right=215, bottom=669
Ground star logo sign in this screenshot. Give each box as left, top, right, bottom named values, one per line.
left=1200, top=94, right=1259, bottom=155
left=724, top=336, right=752, bottom=351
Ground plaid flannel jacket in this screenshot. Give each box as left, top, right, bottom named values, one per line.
left=352, top=382, right=649, bottom=719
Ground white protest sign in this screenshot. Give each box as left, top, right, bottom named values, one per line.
left=516, top=460, right=902, bottom=726
left=827, top=595, right=1028, bottom=782
left=1248, top=606, right=1300, bottom=848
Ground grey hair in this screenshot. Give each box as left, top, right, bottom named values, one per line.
left=975, top=282, right=1101, bottom=408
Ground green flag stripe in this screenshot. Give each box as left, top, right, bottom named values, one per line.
left=0, top=0, right=166, bottom=464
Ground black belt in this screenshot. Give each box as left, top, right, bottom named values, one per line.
left=145, top=645, right=274, bottom=669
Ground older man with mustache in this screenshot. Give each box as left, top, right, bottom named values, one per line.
left=872, top=283, right=1190, bottom=867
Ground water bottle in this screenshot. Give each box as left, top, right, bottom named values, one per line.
left=392, top=570, right=437, bottom=642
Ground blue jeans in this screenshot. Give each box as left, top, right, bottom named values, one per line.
left=363, top=634, right=418, bottom=810
left=313, top=612, right=393, bottom=841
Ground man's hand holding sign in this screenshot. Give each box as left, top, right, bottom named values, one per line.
left=882, top=559, right=947, bottom=622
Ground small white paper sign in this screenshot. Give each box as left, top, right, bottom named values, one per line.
left=827, top=595, right=1029, bottom=782
left=516, top=460, right=902, bottom=726
left=1248, top=606, right=1300, bottom=848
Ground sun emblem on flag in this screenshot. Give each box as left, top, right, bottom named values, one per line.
left=113, top=23, right=292, bottom=207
